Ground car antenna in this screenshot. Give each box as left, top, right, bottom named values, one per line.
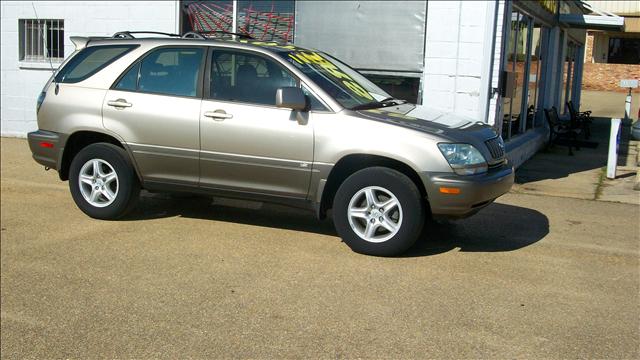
left=31, top=2, right=58, bottom=90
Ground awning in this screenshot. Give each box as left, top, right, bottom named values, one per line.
left=559, top=1, right=624, bottom=31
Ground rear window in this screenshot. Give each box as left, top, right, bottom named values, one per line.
left=55, top=45, right=137, bottom=83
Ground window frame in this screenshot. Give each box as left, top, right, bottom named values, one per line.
left=204, top=47, right=303, bottom=108
left=204, top=47, right=332, bottom=112
left=18, top=19, right=65, bottom=63
left=110, top=45, right=207, bottom=99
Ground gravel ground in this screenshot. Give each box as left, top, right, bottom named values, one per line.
left=1, top=137, right=639, bottom=358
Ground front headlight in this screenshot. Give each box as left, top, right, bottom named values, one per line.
left=437, top=143, right=488, bottom=175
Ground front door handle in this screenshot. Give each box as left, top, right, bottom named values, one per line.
left=204, top=110, right=233, bottom=120
left=107, top=99, right=132, bottom=108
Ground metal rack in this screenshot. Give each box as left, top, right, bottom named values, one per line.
left=180, top=31, right=254, bottom=39
left=110, top=31, right=254, bottom=40
left=111, top=31, right=181, bottom=39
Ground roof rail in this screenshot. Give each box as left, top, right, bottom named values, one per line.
left=181, top=31, right=254, bottom=40
left=112, top=31, right=181, bottom=39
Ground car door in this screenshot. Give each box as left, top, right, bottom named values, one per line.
left=199, top=48, right=314, bottom=198
left=103, top=46, right=206, bottom=186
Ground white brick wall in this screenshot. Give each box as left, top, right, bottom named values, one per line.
left=0, top=1, right=178, bottom=137
left=421, top=1, right=492, bottom=120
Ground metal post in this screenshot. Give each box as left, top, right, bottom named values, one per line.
left=37, top=20, right=41, bottom=61
left=31, top=19, right=34, bottom=61
left=232, top=0, right=238, bottom=33
left=571, top=45, right=584, bottom=110
left=607, top=118, right=621, bottom=179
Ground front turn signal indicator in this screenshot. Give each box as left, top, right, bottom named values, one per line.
left=439, top=187, right=461, bottom=195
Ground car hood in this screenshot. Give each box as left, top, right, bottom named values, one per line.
left=351, top=104, right=497, bottom=141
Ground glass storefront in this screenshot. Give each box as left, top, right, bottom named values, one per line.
left=501, top=11, right=545, bottom=140
left=527, top=24, right=543, bottom=129
left=560, top=41, right=576, bottom=114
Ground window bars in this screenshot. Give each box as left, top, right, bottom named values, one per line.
left=19, top=19, right=64, bottom=62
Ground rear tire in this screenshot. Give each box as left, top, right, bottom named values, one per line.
left=333, top=167, right=425, bottom=256
left=69, top=143, right=140, bottom=220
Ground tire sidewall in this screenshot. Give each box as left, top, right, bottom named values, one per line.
left=333, top=167, right=425, bottom=256
left=69, top=143, right=138, bottom=220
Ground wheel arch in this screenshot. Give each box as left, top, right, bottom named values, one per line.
left=318, top=154, right=428, bottom=219
left=59, top=130, right=140, bottom=182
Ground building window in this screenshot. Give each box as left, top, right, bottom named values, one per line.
left=19, top=19, right=64, bottom=62
left=560, top=42, right=576, bottom=114
left=363, top=75, right=420, bottom=104
left=501, top=11, right=529, bottom=140
left=181, top=1, right=295, bottom=43
left=608, top=38, right=640, bottom=65
left=500, top=10, right=546, bottom=141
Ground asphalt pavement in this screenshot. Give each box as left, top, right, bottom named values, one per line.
left=1, top=137, right=639, bottom=358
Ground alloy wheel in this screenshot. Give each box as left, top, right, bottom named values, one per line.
left=347, top=186, right=403, bottom=243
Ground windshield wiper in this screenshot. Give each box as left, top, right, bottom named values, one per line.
left=350, top=97, right=407, bottom=110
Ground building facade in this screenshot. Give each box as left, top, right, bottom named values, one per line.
left=583, top=1, right=640, bottom=92
left=0, top=1, right=180, bottom=137
left=0, top=1, right=621, bottom=167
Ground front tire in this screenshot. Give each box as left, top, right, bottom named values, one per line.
left=69, top=143, right=140, bottom=219
left=333, top=167, right=425, bottom=256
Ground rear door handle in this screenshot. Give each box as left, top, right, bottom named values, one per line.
left=107, top=99, right=132, bottom=108
left=204, top=110, right=233, bottom=120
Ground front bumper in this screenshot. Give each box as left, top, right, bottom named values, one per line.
left=421, top=162, right=514, bottom=219
left=27, top=130, right=64, bottom=170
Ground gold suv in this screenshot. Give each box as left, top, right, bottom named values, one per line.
left=28, top=31, right=514, bottom=256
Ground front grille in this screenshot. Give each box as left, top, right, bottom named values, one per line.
left=485, top=136, right=505, bottom=160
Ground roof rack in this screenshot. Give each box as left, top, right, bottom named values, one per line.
left=112, top=31, right=181, bottom=39
left=181, top=31, right=254, bottom=40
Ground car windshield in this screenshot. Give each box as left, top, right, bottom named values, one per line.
left=278, top=50, right=392, bottom=109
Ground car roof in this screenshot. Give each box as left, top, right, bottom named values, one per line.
left=82, top=35, right=311, bottom=56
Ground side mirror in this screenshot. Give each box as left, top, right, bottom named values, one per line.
left=275, top=87, right=307, bottom=111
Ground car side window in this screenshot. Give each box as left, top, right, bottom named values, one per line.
left=115, top=62, right=140, bottom=91
left=115, top=47, right=203, bottom=97
left=302, top=84, right=328, bottom=111
left=209, top=50, right=297, bottom=106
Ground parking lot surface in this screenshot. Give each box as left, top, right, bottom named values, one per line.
left=1, top=137, right=639, bottom=358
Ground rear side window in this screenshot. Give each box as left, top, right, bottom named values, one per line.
left=56, top=45, right=136, bottom=83
left=114, top=47, right=204, bottom=97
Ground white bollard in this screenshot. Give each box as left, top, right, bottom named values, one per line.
left=619, top=79, right=637, bottom=122
left=625, top=91, right=632, bottom=121
left=607, top=118, right=621, bottom=179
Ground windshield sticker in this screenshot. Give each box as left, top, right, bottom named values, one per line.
left=364, top=109, right=418, bottom=121
left=237, top=39, right=299, bottom=51
left=287, top=51, right=374, bottom=101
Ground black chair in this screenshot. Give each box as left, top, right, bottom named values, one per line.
left=544, top=107, right=581, bottom=155
left=567, top=100, right=592, bottom=139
